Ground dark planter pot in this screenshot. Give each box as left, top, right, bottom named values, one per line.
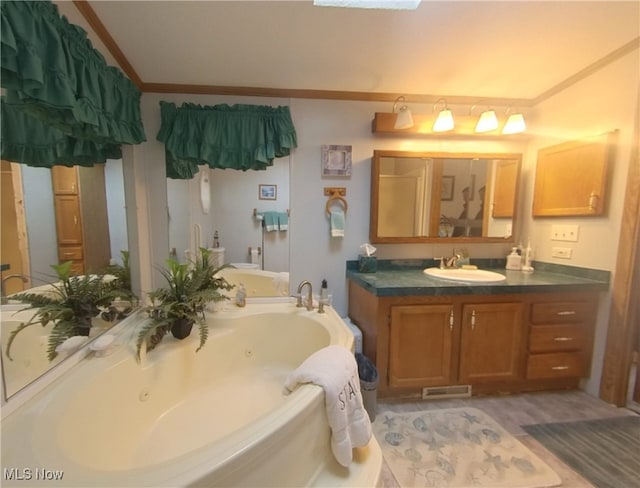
left=74, top=317, right=93, bottom=336
left=171, top=317, right=194, bottom=340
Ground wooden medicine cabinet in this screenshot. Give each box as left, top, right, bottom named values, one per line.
left=532, top=131, right=616, bottom=217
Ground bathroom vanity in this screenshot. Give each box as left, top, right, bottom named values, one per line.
left=347, top=260, right=610, bottom=398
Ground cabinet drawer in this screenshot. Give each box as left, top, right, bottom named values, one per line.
left=529, top=324, right=588, bottom=353
left=69, top=262, right=85, bottom=276
left=527, top=352, right=587, bottom=379
left=59, top=246, right=83, bottom=261
left=530, top=301, right=591, bottom=324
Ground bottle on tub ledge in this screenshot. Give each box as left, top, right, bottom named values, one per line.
left=320, top=279, right=329, bottom=303
left=235, top=283, right=247, bottom=307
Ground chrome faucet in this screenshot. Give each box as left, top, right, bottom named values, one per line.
left=433, top=253, right=462, bottom=270
left=1, top=274, right=29, bottom=304
left=296, top=280, right=313, bottom=311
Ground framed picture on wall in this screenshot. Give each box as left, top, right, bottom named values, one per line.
left=321, top=144, right=352, bottom=177
left=259, top=184, right=277, bottom=200
left=441, top=175, right=455, bottom=201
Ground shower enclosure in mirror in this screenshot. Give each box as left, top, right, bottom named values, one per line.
left=370, top=150, right=521, bottom=243
left=167, top=160, right=290, bottom=274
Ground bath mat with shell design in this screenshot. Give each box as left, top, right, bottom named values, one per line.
left=374, top=407, right=561, bottom=488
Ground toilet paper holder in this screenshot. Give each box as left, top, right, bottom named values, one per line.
left=248, top=247, right=262, bottom=256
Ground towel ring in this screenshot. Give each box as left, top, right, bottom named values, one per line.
left=325, top=195, right=348, bottom=217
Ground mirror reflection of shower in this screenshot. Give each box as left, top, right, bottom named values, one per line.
left=166, top=158, right=290, bottom=275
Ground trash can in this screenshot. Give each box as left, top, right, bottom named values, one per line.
left=355, top=353, right=378, bottom=422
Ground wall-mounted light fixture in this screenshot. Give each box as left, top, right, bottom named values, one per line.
left=372, top=100, right=527, bottom=137
left=393, top=96, right=414, bottom=129
left=475, top=108, right=499, bottom=133
left=432, top=98, right=454, bottom=132
left=502, top=109, right=527, bottom=134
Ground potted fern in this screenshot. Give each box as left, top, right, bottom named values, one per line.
left=5, top=261, right=135, bottom=361
left=101, top=250, right=138, bottom=321
left=136, top=248, right=234, bottom=359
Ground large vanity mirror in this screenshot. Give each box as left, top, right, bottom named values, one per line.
left=370, top=150, right=521, bottom=243
left=1, top=160, right=130, bottom=401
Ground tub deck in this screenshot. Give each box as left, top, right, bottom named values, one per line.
left=1, top=300, right=381, bottom=487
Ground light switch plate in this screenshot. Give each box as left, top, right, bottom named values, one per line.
left=551, top=224, right=579, bottom=242
left=552, top=247, right=573, bottom=259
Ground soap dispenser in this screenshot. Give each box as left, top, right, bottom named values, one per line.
left=506, top=247, right=522, bottom=270
left=320, top=279, right=329, bottom=303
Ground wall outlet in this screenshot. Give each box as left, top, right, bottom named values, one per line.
left=551, top=224, right=579, bottom=242
left=552, top=247, right=573, bottom=259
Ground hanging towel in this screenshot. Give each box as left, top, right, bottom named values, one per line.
left=277, top=211, right=289, bottom=231
left=283, top=345, right=372, bottom=467
left=262, top=211, right=279, bottom=232
left=330, top=209, right=345, bottom=238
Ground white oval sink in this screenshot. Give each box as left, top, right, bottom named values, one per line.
left=423, top=267, right=506, bottom=283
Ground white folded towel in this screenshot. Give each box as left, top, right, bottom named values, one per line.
left=330, top=209, right=345, bottom=238
left=283, top=345, right=372, bottom=467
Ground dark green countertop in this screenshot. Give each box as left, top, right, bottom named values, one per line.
left=346, top=259, right=610, bottom=297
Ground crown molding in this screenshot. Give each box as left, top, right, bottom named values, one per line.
left=72, top=0, right=143, bottom=89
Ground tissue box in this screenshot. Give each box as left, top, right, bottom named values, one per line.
left=358, top=255, right=377, bottom=273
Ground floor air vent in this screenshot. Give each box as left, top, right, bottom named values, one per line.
left=422, top=385, right=472, bottom=400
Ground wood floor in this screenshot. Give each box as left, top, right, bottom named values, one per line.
left=375, top=390, right=639, bottom=488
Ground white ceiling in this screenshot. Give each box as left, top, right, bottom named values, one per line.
left=64, top=1, right=639, bottom=102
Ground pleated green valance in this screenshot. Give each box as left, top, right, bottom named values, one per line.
left=1, top=0, right=146, bottom=166
left=157, top=101, right=298, bottom=179
left=1, top=98, right=121, bottom=167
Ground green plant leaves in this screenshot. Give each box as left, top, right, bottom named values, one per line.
left=6, top=261, right=135, bottom=362
left=138, top=250, right=235, bottom=359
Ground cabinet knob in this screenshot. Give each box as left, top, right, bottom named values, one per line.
left=551, top=365, right=569, bottom=371
left=553, top=337, right=574, bottom=342
left=449, top=310, right=454, bottom=331
left=470, top=310, right=476, bottom=330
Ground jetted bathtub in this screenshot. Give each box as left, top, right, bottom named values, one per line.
left=1, top=299, right=382, bottom=487
left=216, top=267, right=290, bottom=297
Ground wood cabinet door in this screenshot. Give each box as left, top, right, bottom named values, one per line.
left=492, top=159, right=518, bottom=218
left=459, top=302, right=524, bottom=383
left=51, top=166, right=78, bottom=194
left=389, top=304, right=455, bottom=388
left=532, top=131, right=615, bottom=216
left=54, top=195, right=83, bottom=245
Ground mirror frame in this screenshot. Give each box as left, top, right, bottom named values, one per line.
left=370, top=150, right=522, bottom=244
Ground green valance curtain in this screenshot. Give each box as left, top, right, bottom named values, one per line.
left=1, top=0, right=146, bottom=166
left=157, top=101, right=298, bottom=179
left=1, top=99, right=121, bottom=167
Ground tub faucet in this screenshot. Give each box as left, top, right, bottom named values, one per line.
left=296, top=280, right=313, bottom=311
left=1, top=274, right=29, bottom=304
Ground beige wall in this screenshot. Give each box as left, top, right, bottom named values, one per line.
left=521, top=50, right=640, bottom=394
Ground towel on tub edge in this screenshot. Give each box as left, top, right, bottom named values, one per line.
left=283, top=345, right=372, bottom=467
